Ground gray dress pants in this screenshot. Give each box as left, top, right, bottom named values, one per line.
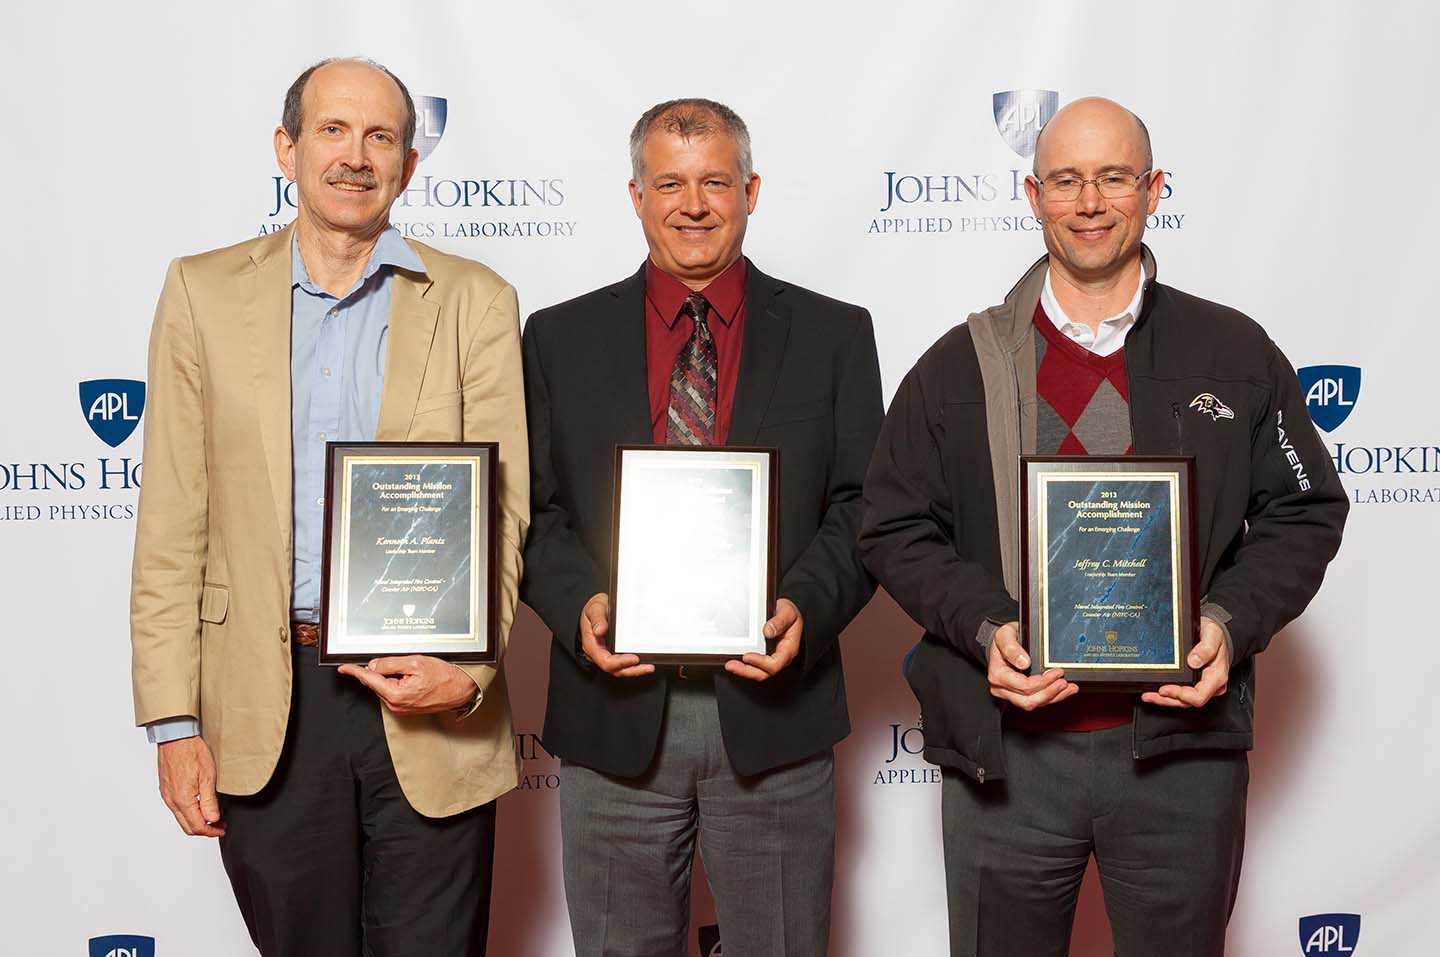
left=941, top=722, right=1248, bottom=957
left=560, top=676, right=835, bottom=957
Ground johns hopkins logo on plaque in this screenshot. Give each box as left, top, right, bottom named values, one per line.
left=79, top=378, right=145, bottom=448
left=1297, top=365, right=1361, bottom=433
left=88, top=935, right=156, bottom=957
left=993, top=89, right=1059, bottom=159
left=1299, top=913, right=1360, bottom=953
left=413, top=95, right=448, bottom=162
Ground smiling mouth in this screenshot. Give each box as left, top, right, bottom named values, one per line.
left=1071, top=224, right=1113, bottom=239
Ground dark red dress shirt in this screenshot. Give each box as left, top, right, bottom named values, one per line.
left=644, top=257, right=746, bottom=445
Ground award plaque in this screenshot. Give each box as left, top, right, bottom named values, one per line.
left=319, top=442, right=497, bottom=665
left=1020, top=456, right=1198, bottom=689
left=609, top=446, right=778, bottom=662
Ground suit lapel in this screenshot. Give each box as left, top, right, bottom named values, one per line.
left=242, top=226, right=297, bottom=542
left=377, top=267, right=441, bottom=441
left=727, top=262, right=790, bottom=446
left=609, top=265, right=654, bottom=444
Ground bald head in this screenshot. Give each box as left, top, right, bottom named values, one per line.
left=1032, top=97, right=1152, bottom=178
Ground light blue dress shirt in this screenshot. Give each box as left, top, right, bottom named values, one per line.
left=147, top=227, right=426, bottom=744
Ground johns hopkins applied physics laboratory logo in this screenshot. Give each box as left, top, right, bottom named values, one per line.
left=1, top=378, right=144, bottom=523
left=1299, top=913, right=1360, bottom=954
left=263, top=93, right=575, bottom=241
left=869, top=88, right=1185, bottom=237
left=88, top=935, right=156, bottom=957
left=1297, top=362, right=1440, bottom=505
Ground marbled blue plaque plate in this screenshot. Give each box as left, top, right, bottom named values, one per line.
left=320, top=443, right=497, bottom=664
left=1021, top=457, right=1197, bottom=688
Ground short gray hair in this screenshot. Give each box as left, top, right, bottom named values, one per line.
left=629, top=98, right=754, bottom=184
left=282, top=57, right=417, bottom=154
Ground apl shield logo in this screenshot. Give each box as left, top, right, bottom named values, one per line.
left=402, top=603, right=417, bottom=617
left=1299, top=913, right=1360, bottom=953
left=993, top=90, right=1059, bottom=159
left=1298, top=365, right=1361, bottom=433
left=413, top=96, right=448, bottom=162
left=79, top=379, right=145, bottom=448
left=88, top=935, right=156, bottom=957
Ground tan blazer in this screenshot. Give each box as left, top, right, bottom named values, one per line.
left=130, top=224, right=528, bottom=817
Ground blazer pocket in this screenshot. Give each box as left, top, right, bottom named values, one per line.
left=759, top=398, right=829, bottom=428
left=414, top=389, right=462, bottom=415
left=199, top=583, right=229, bottom=624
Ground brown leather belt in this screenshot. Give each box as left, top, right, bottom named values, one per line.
left=292, top=622, right=320, bottom=647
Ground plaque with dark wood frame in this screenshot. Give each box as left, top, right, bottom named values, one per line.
left=608, top=445, right=779, bottom=664
left=319, top=441, right=498, bottom=666
left=1019, top=455, right=1199, bottom=690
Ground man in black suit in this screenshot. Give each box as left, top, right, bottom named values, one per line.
left=520, top=98, right=883, bottom=957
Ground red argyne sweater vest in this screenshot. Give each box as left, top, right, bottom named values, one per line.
left=1008, top=302, right=1136, bottom=733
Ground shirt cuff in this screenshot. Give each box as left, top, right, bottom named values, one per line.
left=145, top=716, right=200, bottom=744
left=976, top=619, right=1007, bottom=658
left=1198, top=600, right=1235, bottom=663
left=451, top=667, right=484, bottom=720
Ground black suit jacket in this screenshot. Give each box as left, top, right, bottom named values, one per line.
left=520, top=260, right=883, bottom=777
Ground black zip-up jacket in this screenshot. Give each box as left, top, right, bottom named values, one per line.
left=859, top=249, right=1348, bottom=782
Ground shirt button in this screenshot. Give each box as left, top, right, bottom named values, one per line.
left=318, top=432, right=327, bottom=441
left=317, top=497, right=324, bottom=506
left=322, top=368, right=332, bottom=377
left=279, top=625, right=288, bottom=644
left=328, top=309, right=338, bottom=318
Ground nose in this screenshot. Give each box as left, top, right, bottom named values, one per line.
left=1075, top=179, right=1106, bottom=215
left=341, top=130, right=369, bottom=171
left=680, top=182, right=708, bottom=218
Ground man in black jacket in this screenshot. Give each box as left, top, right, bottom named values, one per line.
left=860, top=97, right=1347, bottom=956
left=521, top=98, right=882, bottom=956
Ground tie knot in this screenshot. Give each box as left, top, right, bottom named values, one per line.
left=682, top=293, right=711, bottom=326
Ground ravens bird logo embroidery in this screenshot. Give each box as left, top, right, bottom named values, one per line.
left=1188, top=393, right=1235, bottom=421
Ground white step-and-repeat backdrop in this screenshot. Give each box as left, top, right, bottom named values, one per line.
left=3, top=1, right=1435, bottom=954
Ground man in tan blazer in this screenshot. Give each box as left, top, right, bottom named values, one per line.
left=130, top=58, right=527, bottom=957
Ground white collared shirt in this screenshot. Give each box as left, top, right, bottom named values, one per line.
left=1040, top=266, right=1147, bottom=358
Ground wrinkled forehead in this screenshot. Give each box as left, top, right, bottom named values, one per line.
left=302, top=61, right=407, bottom=126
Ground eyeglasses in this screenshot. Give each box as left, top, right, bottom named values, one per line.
left=1037, top=169, right=1153, bottom=202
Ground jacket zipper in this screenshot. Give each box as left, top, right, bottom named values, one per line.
left=1172, top=402, right=1186, bottom=454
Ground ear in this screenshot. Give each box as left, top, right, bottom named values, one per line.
left=399, top=148, right=419, bottom=191
left=274, top=126, right=297, bottom=182
left=744, top=173, right=761, bottom=214
left=1023, top=174, right=1044, bottom=221
left=1145, top=169, right=1166, bottom=216
left=628, top=179, right=643, bottom=218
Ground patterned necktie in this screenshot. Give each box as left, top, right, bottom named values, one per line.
left=666, top=292, right=718, bottom=445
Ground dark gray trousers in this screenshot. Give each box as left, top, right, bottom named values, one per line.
left=560, top=677, right=835, bottom=957
left=942, top=723, right=1247, bottom=957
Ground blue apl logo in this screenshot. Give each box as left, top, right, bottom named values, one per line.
left=1299, top=913, right=1361, bottom=954
left=413, top=95, right=448, bottom=162
left=88, top=935, right=155, bottom=957
left=1297, top=365, right=1361, bottom=433
left=79, top=379, right=145, bottom=448
left=993, top=90, right=1059, bottom=159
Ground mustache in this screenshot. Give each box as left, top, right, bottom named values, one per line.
left=326, top=168, right=377, bottom=188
